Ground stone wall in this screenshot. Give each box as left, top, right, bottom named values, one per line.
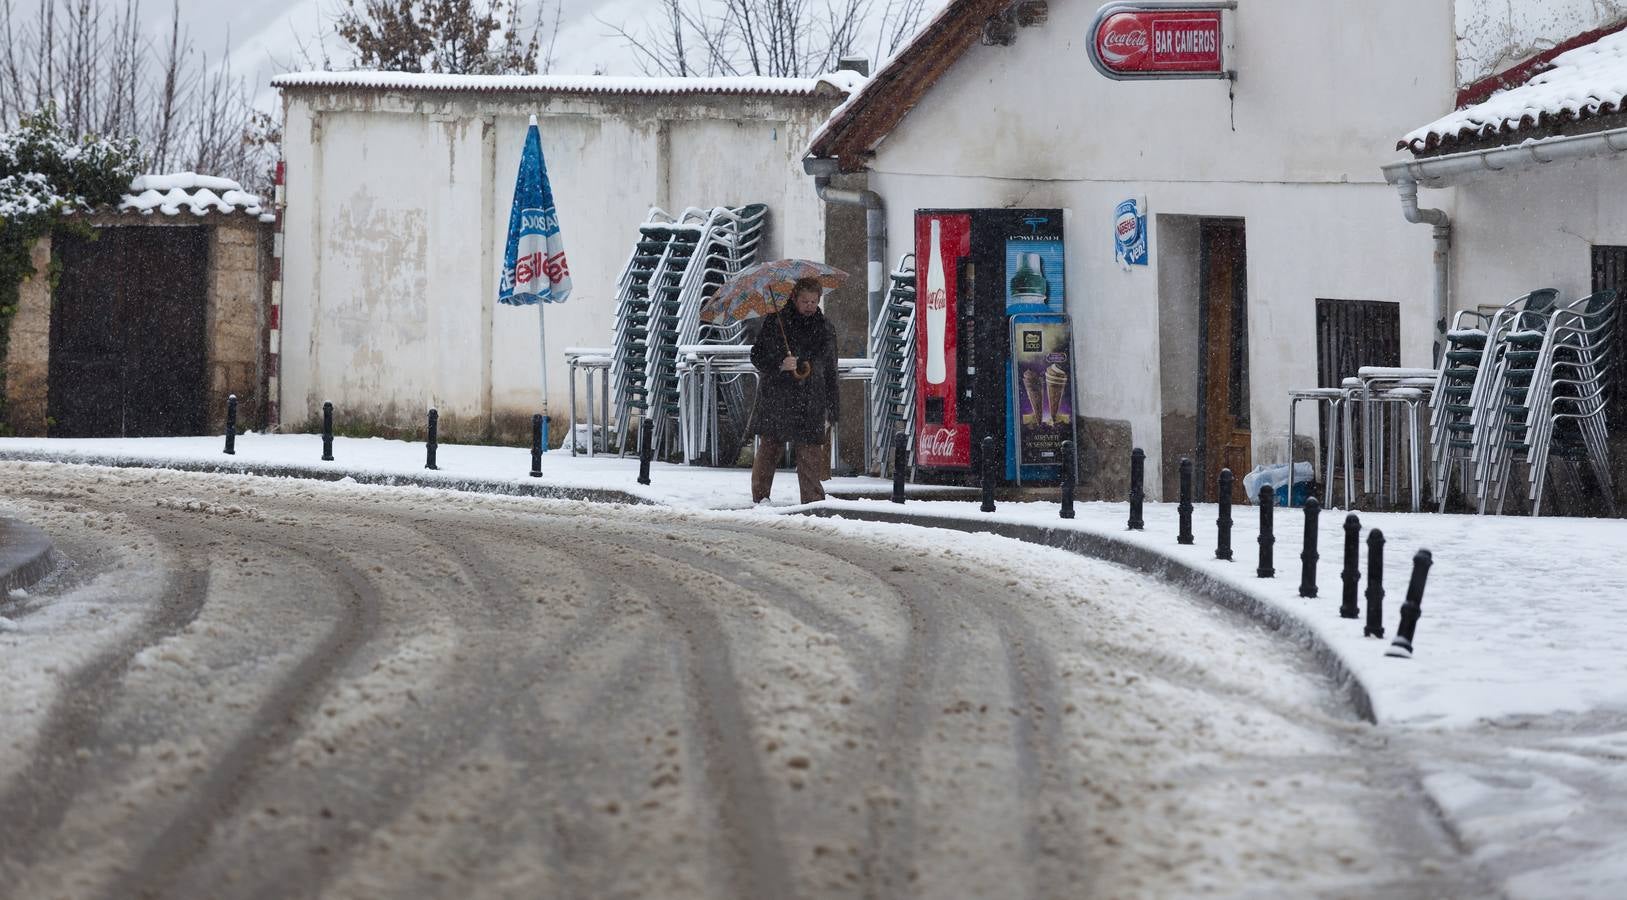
left=3, top=236, right=52, bottom=436
left=206, top=220, right=271, bottom=432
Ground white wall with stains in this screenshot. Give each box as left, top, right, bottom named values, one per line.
left=860, top=0, right=1456, bottom=496
left=1456, top=0, right=1627, bottom=87
left=278, top=88, right=841, bottom=438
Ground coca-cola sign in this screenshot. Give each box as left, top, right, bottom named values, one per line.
left=917, top=425, right=969, bottom=469
left=1088, top=2, right=1230, bottom=81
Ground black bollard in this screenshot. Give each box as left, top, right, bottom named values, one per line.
left=1386, top=549, right=1433, bottom=658
left=1215, top=468, right=1234, bottom=560
left=637, top=418, right=654, bottom=485
left=1364, top=529, right=1386, bottom=638
left=321, top=401, right=334, bottom=461
left=891, top=432, right=908, bottom=504
left=224, top=394, right=238, bottom=455
left=1128, top=447, right=1145, bottom=530
left=425, top=408, right=439, bottom=470
left=1340, top=514, right=1361, bottom=619
left=1059, top=440, right=1076, bottom=519
left=1299, top=497, right=1321, bottom=598
left=1177, top=458, right=1194, bottom=544
left=980, top=436, right=997, bottom=513
left=529, top=414, right=544, bottom=477
left=1256, top=484, right=1275, bottom=578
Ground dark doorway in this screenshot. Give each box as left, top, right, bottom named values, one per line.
left=48, top=227, right=210, bottom=437
left=1592, top=245, right=1627, bottom=428
left=1196, top=219, right=1250, bottom=501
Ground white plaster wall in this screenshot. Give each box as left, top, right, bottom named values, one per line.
left=1456, top=0, right=1627, bottom=87
left=279, top=89, right=838, bottom=433
left=1451, top=155, right=1627, bottom=310
left=862, top=0, right=1452, bottom=497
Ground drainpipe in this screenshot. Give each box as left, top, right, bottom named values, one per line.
left=1393, top=178, right=1450, bottom=361
left=804, top=155, right=886, bottom=330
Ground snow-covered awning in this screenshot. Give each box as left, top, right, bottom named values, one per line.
left=1400, top=27, right=1627, bottom=154
left=115, top=172, right=274, bottom=222
left=271, top=70, right=864, bottom=99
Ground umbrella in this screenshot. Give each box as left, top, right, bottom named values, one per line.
left=699, top=258, right=848, bottom=324
left=499, top=114, right=573, bottom=420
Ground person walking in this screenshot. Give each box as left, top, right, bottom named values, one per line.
left=748, top=277, right=840, bottom=504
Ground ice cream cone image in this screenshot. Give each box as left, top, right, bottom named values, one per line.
left=1022, top=369, right=1044, bottom=425
left=1044, top=364, right=1068, bottom=425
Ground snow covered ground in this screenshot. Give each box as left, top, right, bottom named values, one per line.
left=4, top=433, right=1627, bottom=895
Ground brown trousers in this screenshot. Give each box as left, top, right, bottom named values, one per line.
left=751, top=437, right=827, bottom=504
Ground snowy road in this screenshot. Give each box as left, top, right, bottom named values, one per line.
left=0, top=464, right=1494, bottom=898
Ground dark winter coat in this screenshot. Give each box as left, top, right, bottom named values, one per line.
left=747, top=307, right=840, bottom=444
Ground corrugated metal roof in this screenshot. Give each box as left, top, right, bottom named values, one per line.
left=271, top=70, right=863, bottom=98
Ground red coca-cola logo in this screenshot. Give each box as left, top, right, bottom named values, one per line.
left=1096, top=14, right=1150, bottom=67
left=925, top=287, right=946, bottom=312
left=920, top=426, right=958, bottom=458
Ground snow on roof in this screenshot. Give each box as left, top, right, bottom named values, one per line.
left=1402, top=26, right=1627, bottom=153
left=116, top=172, right=274, bottom=222
left=271, top=69, right=864, bottom=99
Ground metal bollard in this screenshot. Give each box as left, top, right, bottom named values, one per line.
left=891, top=432, right=908, bottom=504
left=1128, top=447, right=1145, bottom=530
left=1256, top=484, right=1275, bottom=578
left=1059, top=440, right=1076, bottom=519
left=529, top=414, right=544, bottom=478
left=1386, top=549, right=1433, bottom=658
left=321, top=401, right=334, bottom=461
left=1215, top=468, right=1234, bottom=560
left=1364, top=529, right=1386, bottom=638
left=1177, top=457, right=1194, bottom=544
left=1299, top=497, right=1321, bottom=598
left=425, top=408, right=439, bottom=470
left=637, top=418, right=654, bottom=485
left=980, top=436, right=997, bottom=513
left=224, top=394, right=237, bottom=455
left=1340, top=514, right=1361, bottom=619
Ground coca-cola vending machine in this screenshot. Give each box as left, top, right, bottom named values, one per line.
left=915, top=208, right=1076, bottom=483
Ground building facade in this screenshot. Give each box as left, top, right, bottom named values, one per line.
left=274, top=72, right=860, bottom=443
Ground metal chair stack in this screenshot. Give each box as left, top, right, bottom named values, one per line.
left=1427, top=288, right=1558, bottom=510
left=866, top=255, right=917, bottom=477
left=609, top=204, right=769, bottom=461
left=1481, top=290, right=1618, bottom=515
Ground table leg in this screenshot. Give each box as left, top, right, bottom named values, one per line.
left=1287, top=398, right=1298, bottom=508
left=569, top=363, right=579, bottom=456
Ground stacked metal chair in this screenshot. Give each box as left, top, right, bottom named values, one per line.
left=866, top=255, right=918, bottom=477
left=609, top=204, right=769, bottom=460
left=1480, top=290, right=1618, bottom=515
left=1427, top=288, right=1557, bottom=510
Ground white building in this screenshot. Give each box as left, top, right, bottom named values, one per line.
left=1389, top=8, right=1627, bottom=510
left=805, top=0, right=1627, bottom=503
left=272, top=71, right=860, bottom=443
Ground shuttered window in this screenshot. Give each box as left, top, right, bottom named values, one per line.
left=1315, top=299, right=1402, bottom=448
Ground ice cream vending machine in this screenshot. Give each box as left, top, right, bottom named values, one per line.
left=914, top=208, right=1078, bottom=483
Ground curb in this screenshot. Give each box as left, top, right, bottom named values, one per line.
left=0, top=517, right=56, bottom=594
left=802, top=507, right=1376, bottom=724
left=0, top=451, right=653, bottom=506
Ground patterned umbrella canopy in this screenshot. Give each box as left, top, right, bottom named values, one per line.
left=699, top=259, right=849, bottom=324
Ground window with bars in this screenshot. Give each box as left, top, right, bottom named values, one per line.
left=1315, top=298, right=1401, bottom=388
left=1591, top=245, right=1627, bottom=428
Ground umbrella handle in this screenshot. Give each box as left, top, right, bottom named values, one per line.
left=777, top=312, right=814, bottom=382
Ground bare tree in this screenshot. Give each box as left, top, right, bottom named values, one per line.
left=605, top=0, right=931, bottom=79
left=0, top=0, right=279, bottom=191
left=334, top=0, right=556, bottom=75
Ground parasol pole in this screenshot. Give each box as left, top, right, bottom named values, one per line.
left=538, top=301, right=550, bottom=433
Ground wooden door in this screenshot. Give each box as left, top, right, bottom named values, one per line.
left=1198, top=220, right=1251, bottom=501
left=48, top=227, right=209, bottom=437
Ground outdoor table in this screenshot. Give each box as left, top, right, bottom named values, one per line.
left=1341, top=367, right=1437, bottom=511
left=564, top=347, right=613, bottom=456
left=1286, top=387, right=1345, bottom=508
